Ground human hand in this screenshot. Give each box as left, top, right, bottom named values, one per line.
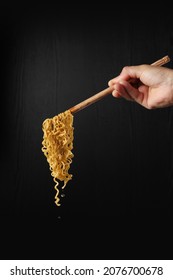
left=108, top=65, right=173, bottom=109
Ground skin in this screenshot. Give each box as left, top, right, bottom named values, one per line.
left=108, top=65, right=173, bottom=109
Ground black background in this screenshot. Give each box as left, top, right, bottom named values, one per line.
left=1, top=5, right=173, bottom=259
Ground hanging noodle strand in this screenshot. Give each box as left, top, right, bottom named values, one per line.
left=41, top=110, right=74, bottom=206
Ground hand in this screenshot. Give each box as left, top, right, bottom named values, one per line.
left=108, top=65, right=173, bottom=109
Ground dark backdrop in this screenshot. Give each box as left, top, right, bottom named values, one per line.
left=1, top=6, right=173, bottom=259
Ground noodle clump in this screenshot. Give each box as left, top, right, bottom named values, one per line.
left=41, top=110, right=74, bottom=206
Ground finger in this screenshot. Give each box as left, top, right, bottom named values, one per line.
left=108, top=73, right=130, bottom=86
left=108, top=65, right=148, bottom=87
left=112, top=89, right=122, bottom=98
left=119, top=80, right=144, bottom=104
left=108, top=75, right=120, bottom=87
left=112, top=82, right=134, bottom=101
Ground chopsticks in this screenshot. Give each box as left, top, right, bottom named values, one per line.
left=69, top=55, right=170, bottom=114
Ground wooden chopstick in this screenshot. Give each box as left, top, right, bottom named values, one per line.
left=69, top=55, right=170, bottom=114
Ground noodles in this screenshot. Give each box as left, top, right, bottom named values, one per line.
left=41, top=110, right=74, bottom=206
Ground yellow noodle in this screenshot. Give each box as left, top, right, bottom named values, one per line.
left=41, top=110, right=74, bottom=206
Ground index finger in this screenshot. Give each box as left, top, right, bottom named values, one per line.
left=108, top=65, right=147, bottom=86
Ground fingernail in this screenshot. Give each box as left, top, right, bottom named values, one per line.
left=112, top=90, right=118, bottom=97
